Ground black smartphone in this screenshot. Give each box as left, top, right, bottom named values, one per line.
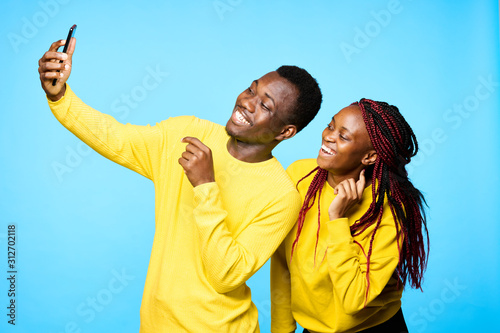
left=52, top=24, right=77, bottom=86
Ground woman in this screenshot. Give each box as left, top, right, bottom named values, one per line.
left=271, top=99, right=428, bottom=333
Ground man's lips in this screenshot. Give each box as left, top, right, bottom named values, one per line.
left=232, top=108, right=252, bottom=126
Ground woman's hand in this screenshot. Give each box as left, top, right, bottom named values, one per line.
left=328, top=169, right=366, bottom=220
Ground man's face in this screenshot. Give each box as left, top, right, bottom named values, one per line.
left=226, top=71, right=298, bottom=144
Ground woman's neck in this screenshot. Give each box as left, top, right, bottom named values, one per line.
left=327, top=167, right=371, bottom=189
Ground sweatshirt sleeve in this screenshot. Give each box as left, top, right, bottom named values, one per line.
left=192, top=182, right=301, bottom=294
left=48, top=85, right=165, bottom=180
left=270, top=241, right=296, bottom=333
left=326, top=213, right=401, bottom=315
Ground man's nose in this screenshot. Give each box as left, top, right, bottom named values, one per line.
left=241, top=96, right=257, bottom=113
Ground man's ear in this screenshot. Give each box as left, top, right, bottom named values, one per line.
left=362, top=149, right=378, bottom=166
left=275, top=124, right=298, bottom=142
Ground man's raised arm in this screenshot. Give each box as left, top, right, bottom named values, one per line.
left=38, top=39, right=165, bottom=180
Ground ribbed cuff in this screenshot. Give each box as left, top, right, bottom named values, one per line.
left=327, top=218, right=352, bottom=245
left=193, top=181, right=219, bottom=206
left=46, top=84, right=71, bottom=106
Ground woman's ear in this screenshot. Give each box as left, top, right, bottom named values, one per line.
left=362, top=149, right=378, bottom=166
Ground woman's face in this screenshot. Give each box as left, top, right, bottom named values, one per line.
left=317, top=105, right=375, bottom=175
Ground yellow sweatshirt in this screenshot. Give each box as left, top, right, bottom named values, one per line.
left=48, top=85, right=301, bottom=332
left=271, top=159, right=403, bottom=333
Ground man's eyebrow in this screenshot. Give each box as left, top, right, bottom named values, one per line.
left=253, top=80, right=275, bottom=106
left=265, top=93, right=275, bottom=107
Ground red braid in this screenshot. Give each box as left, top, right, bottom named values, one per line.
left=355, top=99, right=428, bottom=291
left=290, top=167, right=328, bottom=263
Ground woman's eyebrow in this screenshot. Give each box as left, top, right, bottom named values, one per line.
left=332, top=116, right=353, bottom=135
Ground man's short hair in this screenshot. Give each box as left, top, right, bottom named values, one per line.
left=276, top=65, right=322, bottom=133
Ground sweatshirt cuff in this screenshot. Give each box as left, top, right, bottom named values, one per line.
left=192, top=182, right=228, bottom=239
left=327, top=218, right=352, bottom=245
left=193, top=181, right=219, bottom=206
left=46, top=84, right=72, bottom=107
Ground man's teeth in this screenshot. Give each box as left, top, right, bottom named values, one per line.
left=321, top=144, right=335, bottom=155
left=236, top=110, right=251, bottom=125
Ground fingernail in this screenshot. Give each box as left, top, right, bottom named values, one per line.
left=64, top=64, right=69, bottom=70
left=59, top=72, right=64, bottom=77
left=62, top=54, right=68, bottom=60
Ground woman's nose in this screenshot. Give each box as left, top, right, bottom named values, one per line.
left=324, top=130, right=336, bottom=142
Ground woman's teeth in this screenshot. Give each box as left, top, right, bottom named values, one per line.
left=321, top=144, right=335, bottom=155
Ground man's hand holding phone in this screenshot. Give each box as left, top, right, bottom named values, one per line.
left=38, top=25, right=77, bottom=102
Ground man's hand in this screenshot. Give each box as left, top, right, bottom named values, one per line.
left=178, top=137, right=215, bottom=187
left=38, top=38, right=76, bottom=101
left=328, top=169, right=366, bottom=220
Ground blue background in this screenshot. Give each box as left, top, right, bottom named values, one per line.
left=1, top=0, right=499, bottom=332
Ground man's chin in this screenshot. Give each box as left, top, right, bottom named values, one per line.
left=225, top=126, right=237, bottom=139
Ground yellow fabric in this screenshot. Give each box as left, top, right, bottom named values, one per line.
left=271, top=159, right=403, bottom=333
left=48, top=85, right=301, bottom=333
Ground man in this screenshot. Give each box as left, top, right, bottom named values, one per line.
left=38, top=37, right=322, bottom=332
